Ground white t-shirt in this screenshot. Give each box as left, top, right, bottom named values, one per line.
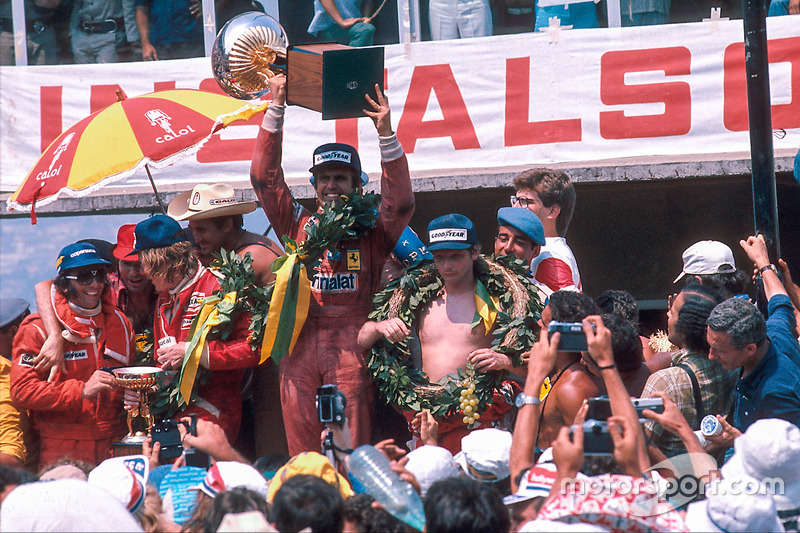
left=530, top=237, right=581, bottom=295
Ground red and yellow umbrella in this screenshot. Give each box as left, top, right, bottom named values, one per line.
left=7, top=89, right=267, bottom=220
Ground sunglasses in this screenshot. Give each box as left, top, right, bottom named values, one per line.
left=65, top=269, right=106, bottom=285
left=510, top=195, right=535, bottom=209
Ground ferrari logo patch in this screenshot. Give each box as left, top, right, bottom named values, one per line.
left=346, top=250, right=361, bottom=271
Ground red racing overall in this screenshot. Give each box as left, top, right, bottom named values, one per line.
left=153, top=265, right=259, bottom=442
left=251, top=122, right=414, bottom=455
left=11, top=288, right=132, bottom=469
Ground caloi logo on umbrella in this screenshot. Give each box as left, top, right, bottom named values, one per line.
left=145, top=109, right=196, bottom=144
left=37, top=132, right=76, bottom=182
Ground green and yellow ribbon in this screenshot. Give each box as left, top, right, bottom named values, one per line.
left=260, top=243, right=312, bottom=365
left=181, top=291, right=237, bottom=404
left=472, top=279, right=500, bottom=334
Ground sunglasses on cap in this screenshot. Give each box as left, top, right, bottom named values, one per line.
left=64, top=269, right=106, bottom=285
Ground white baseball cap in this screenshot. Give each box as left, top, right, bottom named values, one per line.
left=455, top=428, right=512, bottom=482
left=673, top=240, right=737, bottom=283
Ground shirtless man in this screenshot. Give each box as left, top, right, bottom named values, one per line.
left=168, top=182, right=286, bottom=456
left=359, top=214, right=516, bottom=453
left=168, top=183, right=283, bottom=287
left=535, top=290, right=601, bottom=451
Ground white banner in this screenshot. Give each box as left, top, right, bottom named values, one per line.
left=1, top=17, right=799, bottom=198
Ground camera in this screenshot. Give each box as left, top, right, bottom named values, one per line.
left=587, top=396, right=666, bottom=423
left=151, top=420, right=185, bottom=461
left=316, top=385, right=347, bottom=426
left=548, top=321, right=588, bottom=352
left=571, top=420, right=614, bottom=455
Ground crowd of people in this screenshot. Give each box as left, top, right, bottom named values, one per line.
left=3, top=0, right=797, bottom=66
left=0, top=71, right=799, bottom=532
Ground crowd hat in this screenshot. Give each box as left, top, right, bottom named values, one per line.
left=87, top=458, right=146, bottom=514
left=497, top=207, right=546, bottom=247
left=685, top=478, right=783, bottom=532
left=56, top=242, right=111, bottom=275
left=266, top=451, right=354, bottom=502
left=404, top=445, right=460, bottom=497
left=129, top=215, right=187, bottom=255
left=191, top=461, right=269, bottom=499
left=113, top=224, right=138, bottom=261
left=308, top=143, right=369, bottom=186
left=721, top=418, right=800, bottom=511
left=168, top=183, right=257, bottom=221
left=427, top=214, right=478, bottom=252
left=503, top=463, right=558, bottom=506
left=393, top=226, right=432, bottom=268
left=0, top=298, right=30, bottom=330
left=673, top=240, right=736, bottom=283
left=455, top=428, right=512, bottom=483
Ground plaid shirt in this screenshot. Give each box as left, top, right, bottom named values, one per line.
left=643, top=349, right=739, bottom=457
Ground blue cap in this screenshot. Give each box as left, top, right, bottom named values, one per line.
left=56, top=242, right=111, bottom=274
left=393, top=227, right=432, bottom=267
left=0, top=298, right=30, bottom=329
left=129, top=215, right=187, bottom=255
left=497, top=207, right=546, bottom=246
left=793, top=147, right=800, bottom=185
left=308, top=142, right=369, bottom=186
left=427, top=214, right=478, bottom=251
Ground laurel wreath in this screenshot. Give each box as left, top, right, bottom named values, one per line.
left=148, top=193, right=381, bottom=419
left=366, top=255, right=544, bottom=420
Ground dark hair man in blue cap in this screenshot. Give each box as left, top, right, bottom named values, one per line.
left=494, top=207, right=546, bottom=269
left=249, top=74, right=414, bottom=456
left=11, top=242, right=133, bottom=470
left=360, top=214, right=519, bottom=453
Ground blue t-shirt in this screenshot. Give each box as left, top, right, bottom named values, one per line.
left=731, top=295, right=800, bottom=431
left=134, top=0, right=201, bottom=46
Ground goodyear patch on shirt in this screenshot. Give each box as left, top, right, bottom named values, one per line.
left=64, top=349, right=88, bottom=361
left=311, top=272, right=358, bottom=293
left=20, top=353, right=35, bottom=366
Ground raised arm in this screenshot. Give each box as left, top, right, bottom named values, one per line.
left=583, top=315, right=649, bottom=475
left=740, top=234, right=788, bottom=301
left=509, top=331, right=558, bottom=491
left=33, top=280, right=65, bottom=380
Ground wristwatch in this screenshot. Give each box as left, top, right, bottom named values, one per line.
left=515, top=392, right=541, bottom=408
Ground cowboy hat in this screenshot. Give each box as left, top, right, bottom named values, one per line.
left=168, top=183, right=257, bottom=221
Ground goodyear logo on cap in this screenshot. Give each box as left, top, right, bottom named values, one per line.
left=429, top=228, right=468, bottom=242
left=314, top=150, right=352, bottom=166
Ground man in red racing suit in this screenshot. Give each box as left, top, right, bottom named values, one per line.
left=132, top=215, right=260, bottom=443
left=250, top=75, right=414, bottom=454
left=11, top=242, right=132, bottom=470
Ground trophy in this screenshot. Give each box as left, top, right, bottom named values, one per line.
left=112, top=366, right=164, bottom=443
left=212, top=12, right=384, bottom=120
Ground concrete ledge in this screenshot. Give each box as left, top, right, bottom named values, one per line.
left=1, top=152, right=794, bottom=217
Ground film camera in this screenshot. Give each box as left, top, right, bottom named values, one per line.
left=571, top=396, right=665, bottom=455
left=316, top=384, right=347, bottom=426
left=548, top=321, right=590, bottom=352
left=150, top=416, right=209, bottom=467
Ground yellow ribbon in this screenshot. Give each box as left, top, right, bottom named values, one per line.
left=473, top=280, right=500, bottom=334
left=180, top=291, right=237, bottom=403
left=260, top=252, right=312, bottom=364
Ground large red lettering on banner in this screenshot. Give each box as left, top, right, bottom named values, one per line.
left=504, top=57, right=581, bottom=146
left=396, top=64, right=480, bottom=153
left=599, top=47, right=691, bottom=139
left=40, top=86, right=62, bottom=152
left=723, top=37, right=800, bottom=132
left=90, top=84, right=125, bottom=113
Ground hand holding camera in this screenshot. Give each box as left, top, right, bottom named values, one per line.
left=582, top=316, right=614, bottom=369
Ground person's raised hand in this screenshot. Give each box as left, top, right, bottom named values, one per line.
left=267, top=73, right=287, bottom=106
left=642, top=391, right=690, bottom=436
left=364, top=84, right=393, bottom=137
left=415, top=410, right=438, bottom=446
left=583, top=316, right=614, bottom=369
left=740, top=234, right=770, bottom=269
left=608, top=415, right=642, bottom=476
left=33, top=335, right=66, bottom=382
left=705, top=415, right=742, bottom=450
left=526, top=329, right=559, bottom=387
left=375, top=439, right=406, bottom=461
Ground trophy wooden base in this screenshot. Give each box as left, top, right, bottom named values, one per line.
left=287, top=43, right=384, bottom=120
left=112, top=441, right=143, bottom=457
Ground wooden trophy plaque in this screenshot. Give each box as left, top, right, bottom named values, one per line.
left=287, top=43, right=384, bottom=120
